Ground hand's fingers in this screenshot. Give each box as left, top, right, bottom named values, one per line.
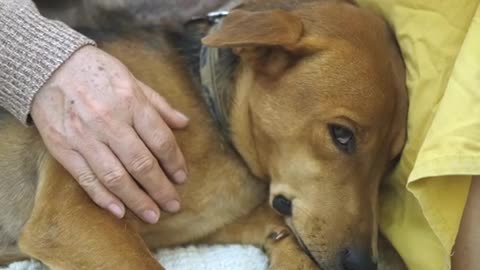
left=58, top=150, right=125, bottom=219
left=138, top=80, right=189, bottom=129
left=134, top=105, right=188, bottom=185
left=80, top=140, right=162, bottom=224
left=107, top=125, right=181, bottom=213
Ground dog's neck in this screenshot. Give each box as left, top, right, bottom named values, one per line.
left=176, top=8, right=268, bottom=177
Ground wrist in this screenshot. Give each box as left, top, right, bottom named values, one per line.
left=0, top=4, right=96, bottom=125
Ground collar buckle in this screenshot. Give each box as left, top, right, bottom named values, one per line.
left=206, top=10, right=230, bottom=24
left=189, top=10, right=230, bottom=25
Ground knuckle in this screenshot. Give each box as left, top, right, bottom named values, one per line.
left=88, top=100, right=108, bottom=115
left=84, top=101, right=113, bottom=124
left=114, top=78, right=137, bottom=96
left=93, top=111, right=112, bottom=124
left=113, top=75, right=135, bottom=88
left=142, top=106, right=158, bottom=120
left=94, top=114, right=110, bottom=124
left=154, top=94, right=167, bottom=106
left=130, top=196, right=152, bottom=211
left=77, top=171, right=97, bottom=188
left=118, top=89, right=136, bottom=105
left=102, top=169, right=126, bottom=188
left=156, top=134, right=176, bottom=154
left=69, top=121, right=84, bottom=136
left=152, top=188, right=175, bottom=203
left=130, top=155, right=155, bottom=175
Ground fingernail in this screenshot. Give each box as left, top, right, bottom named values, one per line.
left=176, top=111, right=189, bottom=122
left=108, top=204, right=125, bottom=219
left=174, top=170, right=187, bottom=184
left=143, top=210, right=160, bottom=224
left=165, top=200, right=181, bottom=213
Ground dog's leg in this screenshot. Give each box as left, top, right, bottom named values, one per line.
left=18, top=156, right=164, bottom=270
left=201, top=204, right=319, bottom=270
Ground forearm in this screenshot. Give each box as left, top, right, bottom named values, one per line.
left=0, top=0, right=95, bottom=124
left=451, top=176, right=480, bottom=269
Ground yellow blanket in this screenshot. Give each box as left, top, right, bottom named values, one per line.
left=355, top=1, right=480, bottom=269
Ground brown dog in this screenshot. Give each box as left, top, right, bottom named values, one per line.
left=0, top=0, right=407, bottom=269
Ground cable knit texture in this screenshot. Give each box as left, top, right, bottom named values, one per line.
left=0, top=0, right=95, bottom=124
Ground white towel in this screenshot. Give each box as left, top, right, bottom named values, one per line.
left=1, top=245, right=268, bottom=270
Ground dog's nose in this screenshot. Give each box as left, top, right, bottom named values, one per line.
left=339, top=248, right=377, bottom=270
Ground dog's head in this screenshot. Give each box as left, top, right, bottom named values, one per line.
left=203, top=1, right=407, bottom=269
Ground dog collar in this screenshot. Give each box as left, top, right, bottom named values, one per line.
left=206, top=10, right=230, bottom=23
left=196, top=11, right=239, bottom=140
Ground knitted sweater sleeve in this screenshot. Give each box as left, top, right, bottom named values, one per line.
left=0, top=0, right=95, bottom=124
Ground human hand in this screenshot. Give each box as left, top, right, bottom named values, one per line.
left=31, top=46, right=189, bottom=224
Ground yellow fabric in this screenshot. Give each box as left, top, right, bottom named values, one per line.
left=354, top=1, right=480, bottom=269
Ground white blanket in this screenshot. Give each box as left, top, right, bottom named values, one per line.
left=1, top=245, right=268, bottom=270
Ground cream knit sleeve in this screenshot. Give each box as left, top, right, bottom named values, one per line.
left=0, top=0, right=95, bottom=124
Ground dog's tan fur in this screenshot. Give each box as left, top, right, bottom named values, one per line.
left=0, top=1, right=407, bottom=269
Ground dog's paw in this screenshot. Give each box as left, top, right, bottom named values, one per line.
left=266, top=228, right=320, bottom=270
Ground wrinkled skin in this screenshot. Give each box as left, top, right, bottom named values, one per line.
left=32, top=46, right=189, bottom=223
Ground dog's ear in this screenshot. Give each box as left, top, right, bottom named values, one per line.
left=202, top=9, right=303, bottom=48
left=202, top=9, right=326, bottom=75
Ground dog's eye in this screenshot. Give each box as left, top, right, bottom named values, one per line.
left=272, top=195, right=292, bottom=216
left=329, top=124, right=355, bottom=154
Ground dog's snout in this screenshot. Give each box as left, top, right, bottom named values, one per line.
left=339, top=248, right=377, bottom=270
